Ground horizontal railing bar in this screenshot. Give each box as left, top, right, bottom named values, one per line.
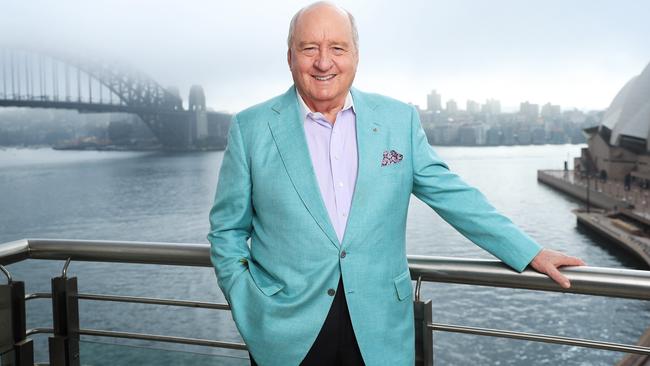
left=75, top=293, right=230, bottom=310
left=0, top=239, right=30, bottom=265
left=27, top=291, right=230, bottom=311
left=25, top=292, right=52, bottom=301
left=2, top=239, right=650, bottom=300
left=78, top=328, right=247, bottom=350
left=408, top=255, right=650, bottom=301
left=20, top=238, right=212, bottom=267
left=26, top=290, right=230, bottom=309
left=26, top=327, right=54, bottom=336
left=429, top=323, right=650, bottom=355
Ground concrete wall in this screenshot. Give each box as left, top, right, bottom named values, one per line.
left=588, top=133, right=637, bottom=180
left=537, top=171, right=622, bottom=209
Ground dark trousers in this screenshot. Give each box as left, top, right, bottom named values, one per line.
left=249, top=276, right=365, bottom=365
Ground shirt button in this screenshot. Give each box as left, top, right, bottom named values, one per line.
left=338, top=182, right=344, bottom=187
left=342, top=213, right=347, bottom=217
left=340, top=250, right=346, bottom=258
left=327, top=288, right=336, bottom=296
left=334, top=155, right=339, bottom=160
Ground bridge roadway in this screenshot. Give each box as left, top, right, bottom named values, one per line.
left=0, top=98, right=185, bottom=115
left=1, top=48, right=231, bottom=149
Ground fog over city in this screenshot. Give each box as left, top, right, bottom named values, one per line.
left=1, top=0, right=649, bottom=113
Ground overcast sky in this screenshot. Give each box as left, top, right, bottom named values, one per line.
left=2, top=0, right=649, bottom=113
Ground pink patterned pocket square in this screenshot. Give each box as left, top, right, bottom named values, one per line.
left=381, top=150, right=403, bottom=167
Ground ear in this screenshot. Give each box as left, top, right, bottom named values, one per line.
left=287, top=48, right=292, bottom=69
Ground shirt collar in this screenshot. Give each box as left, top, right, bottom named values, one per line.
left=296, top=89, right=355, bottom=120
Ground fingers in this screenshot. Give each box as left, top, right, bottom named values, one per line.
left=556, top=255, right=586, bottom=267
left=545, top=265, right=571, bottom=289
left=529, top=249, right=585, bottom=289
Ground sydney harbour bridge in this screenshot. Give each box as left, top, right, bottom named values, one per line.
left=0, top=47, right=231, bottom=150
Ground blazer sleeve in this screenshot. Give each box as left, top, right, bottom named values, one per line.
left=408, top=106, right=542, bottom=272
left=207, top=114, right=252, bottom=302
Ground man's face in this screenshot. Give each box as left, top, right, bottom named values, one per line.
left=288, top=5, right=359, bottom=110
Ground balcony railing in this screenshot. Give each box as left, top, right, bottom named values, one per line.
left=1, top=238, right=650, bottom=365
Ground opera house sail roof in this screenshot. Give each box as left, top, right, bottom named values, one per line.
left=600, top=61, right=650, bottom=152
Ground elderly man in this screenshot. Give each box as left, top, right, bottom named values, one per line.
left=208, top=2, right=584, bottom=365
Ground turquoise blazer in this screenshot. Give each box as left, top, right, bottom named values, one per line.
left=208, top=86, right=541, bottom=365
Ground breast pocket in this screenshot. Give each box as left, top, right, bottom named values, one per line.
left=380, top=161, right=407, bottom=176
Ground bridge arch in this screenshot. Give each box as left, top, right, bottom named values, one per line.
left=0, top=48, right=198, bottom=148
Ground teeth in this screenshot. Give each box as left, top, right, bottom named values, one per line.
left=314, top=75, right=335, bottom=81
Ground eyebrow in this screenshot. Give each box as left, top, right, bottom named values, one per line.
left=297, top=41, right=351, bottom=48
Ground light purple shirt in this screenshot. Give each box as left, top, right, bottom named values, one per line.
left=297, top=90, right=358, bottom=243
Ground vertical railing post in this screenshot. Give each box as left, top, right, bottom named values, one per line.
left=48, top=259, right=80, bottom=366
left=414, top=299, right=433, bottom=366
left=414, top=276, right=433, bottom=366
left=0, top=265, right=34, bottom=366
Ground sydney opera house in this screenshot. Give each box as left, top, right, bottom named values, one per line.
left=578, top=61, right=650, bottom=181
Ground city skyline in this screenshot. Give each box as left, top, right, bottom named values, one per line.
left=423, top=89, right=569, bottom=115
left=1, top=0, right=649, bottom=113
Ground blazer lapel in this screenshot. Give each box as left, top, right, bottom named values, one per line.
left=267, top=86, right=340, bottom=249
left=342, top=88, right=381, bottom=247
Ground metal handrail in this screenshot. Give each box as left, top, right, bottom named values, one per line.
left=76, top=293, right=231, bottom=310
left=24, top=291, right=231, bottom=310
left=429, top=323, right=650, bottom=356
left=23, top=327, right=248, bottom=350
left=3, top=238, right=650, bottom=362
left=2, top=238, right=650, bottom=300
left=78, top=329, right=247, bottom=350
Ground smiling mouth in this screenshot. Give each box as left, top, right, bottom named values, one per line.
left=313, top=74, right=336, bottom=81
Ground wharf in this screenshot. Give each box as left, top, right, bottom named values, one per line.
left=573, top=210, right=650, bottom=267
left=537, top=170, right=641, bottom=210
left=538, top=170, right=650, bottom=366
left=538, top=169, right=650, bottom=266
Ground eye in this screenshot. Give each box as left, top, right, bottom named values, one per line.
left=302, top=47, right=318, bottom=55
left=332, top=47, right=346, bottom=55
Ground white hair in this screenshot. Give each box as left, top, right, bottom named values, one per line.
left=287, top=1, right=359, bottom=51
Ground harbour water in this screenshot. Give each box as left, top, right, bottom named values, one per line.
left=1, top=145, right=649, bottom=365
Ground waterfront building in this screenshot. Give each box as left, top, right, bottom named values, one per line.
left=458, top=122, right=488, bottom=145
left=577, top=61, right=650, bottom=180
left=430, top=123, right=459, bottom=145
left=486, top=127, right=501, bottom=145
left=517, top=127, right=532, bottom=145
left=502, top=125, right=516, bottom=145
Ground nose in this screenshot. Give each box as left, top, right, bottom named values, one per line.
left=314, top=49, right=333, bottom=71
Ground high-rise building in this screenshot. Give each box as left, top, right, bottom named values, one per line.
left=541, top=103, right=562, bottom=120
left=482, top=99, right=501, bottom=115
left=446, top=99, right=458, bottom=115
left=466, top=100, right=480, bottom=114
left=520, top=101, right=540, bottom=120
left=427, top=90, right=442, bottom=112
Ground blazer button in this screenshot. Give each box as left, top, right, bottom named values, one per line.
left=340, top=250, right=346, bottom=258
left=327, top=288, right=336, bottom=296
